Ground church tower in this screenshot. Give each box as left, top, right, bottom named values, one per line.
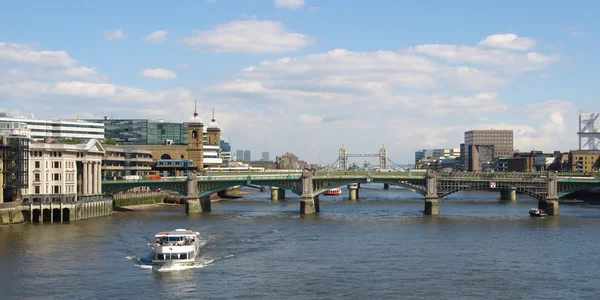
left=186, top=100, right=204, bottom=170
left=206, top=107, right=221, bottom=147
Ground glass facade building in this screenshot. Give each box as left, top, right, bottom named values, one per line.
left=88, top=119, right=188, bottom=145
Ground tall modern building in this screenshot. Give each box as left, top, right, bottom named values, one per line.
left=0, top=113, right=104, bottom=141
left=463, top=130, right=513, bottom=171
left=236, top=150, right=244, bottom=161
left=243, top=150, right=251, bottom=161
left=261, top=151, right=270, bottom=161
left=578, top=112, right=600, bottom=150
left=87, top=118, right=187, bottom=145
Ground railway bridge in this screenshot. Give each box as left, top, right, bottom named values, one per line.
left=101, top=170, right=600, bottom=215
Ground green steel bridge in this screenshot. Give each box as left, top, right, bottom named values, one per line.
left=101, top=171, right=600, bottom=215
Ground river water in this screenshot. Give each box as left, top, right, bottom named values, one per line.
left=2, top=185, right=600, bottom=300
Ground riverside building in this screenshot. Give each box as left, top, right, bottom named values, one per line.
left=87, top=104, right=223, bottom=169
left=0, top=113, right=104, bottom=141
left=462, top=130, right=514, bottom=172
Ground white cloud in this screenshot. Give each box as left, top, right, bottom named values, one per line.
left=142, top=30, right=168, bottom=44
left=409, top=44, right=559, bottom=72
left=182, top=20, right=314, bottom=53
left=140, top=68, right=178, bottom=79
left=274, top=0, right=304, bottom=9
left=308, top=7, right=320, bottom=14
left=0, top=42, right=76, bottom=67
left=2, top=67, right=107, bottom=83
left=104, top=28, right=126, bottom=41
left=478, top=33, right=536, bottom=51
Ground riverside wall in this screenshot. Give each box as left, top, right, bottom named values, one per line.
left=113, top=192, right=169, bottom=207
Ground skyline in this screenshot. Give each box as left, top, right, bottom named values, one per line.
left=1, top=0, right=598, bottom=164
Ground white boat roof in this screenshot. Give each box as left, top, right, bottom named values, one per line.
left=155, top=229, right=197, bottom=237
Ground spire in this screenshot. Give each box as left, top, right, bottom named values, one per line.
left=211, top=107, right=215, bottom=122
left=193, top=99, right=198, bottom=118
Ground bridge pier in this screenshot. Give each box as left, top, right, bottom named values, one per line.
left=383, top=183, right=390, bottom=190
left=424, top=170, right=439, bottom=215
left=300, top=195, right=320, bottom=214
left=270, top=187, right=286, bottom=201
left=500, top=188, right=517, bottom=201
left=300, top=169, right=318, bottom=214
left=348, top=184, right=359, bottom=200
left=186, top=196, right=211, bottom=213
left=542, top=172, right=559, bottom=215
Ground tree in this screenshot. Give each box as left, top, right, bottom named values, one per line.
left=102, top=138, right=118, bottom=146
left=61, top=137, right=83, bottom=144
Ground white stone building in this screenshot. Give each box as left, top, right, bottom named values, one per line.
left=23, top=139, right=105, bottom=203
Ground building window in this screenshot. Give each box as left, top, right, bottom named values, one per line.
left=54, top=161, right=61, bottom=168
left=53, top=185, right=60, bottom=193
left=34, top=173, right=40, bottom=182
left=35, top=161, right=40, bottom=168
left=53, top=173, right=60, bottom=180
left=35, top=186, right=40, bottom=194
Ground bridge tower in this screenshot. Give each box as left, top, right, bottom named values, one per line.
left=540, top=172, right=559, bottom=215
left=338, top=145, right=347, bottom=171
left=379, top=146, right=388, bottom=169
left=186, top=100, right=204, bottom=170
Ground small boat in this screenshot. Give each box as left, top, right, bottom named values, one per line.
left=152, top=229, right=201, bottom=266
left=323, top=187, right=342, bottom=196
left=529, top=208, right=547, bottom=217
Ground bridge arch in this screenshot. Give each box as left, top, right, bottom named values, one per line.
left=313, top=179, right=427, bottom=197
left=198, top=181, right=302, bottom=198
left=557, top=184, right=600, bottom=198
left=439, top=184, right=543, bottom=200
left=103, top=183, right=187, bottom=196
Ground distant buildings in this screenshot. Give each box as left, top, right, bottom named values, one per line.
left=243, top=150, right=251, bottom=161
left=414, top=148, right=460, bottom=166
left=236, top=150, right=244, bottom=161
left=261, top=151, right=270, bottom=161
left=276, top=152, right=308, bottom=169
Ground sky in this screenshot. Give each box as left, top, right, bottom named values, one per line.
left=0, top=0, right=598, bottom=165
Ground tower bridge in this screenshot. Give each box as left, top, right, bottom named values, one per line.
left=332, top=145, right=405, bottom=171
left=102, top=171, right=600, bottom=216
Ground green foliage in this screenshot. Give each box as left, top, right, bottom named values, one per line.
left=61, top=137, right=83, bottom=144
left=102, top=138, right=118, bottom=146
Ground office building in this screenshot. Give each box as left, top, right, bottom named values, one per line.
left=23, top=139, right=104, bottom=204
left=463, top=130, right=513, bottom=171
left=102, top=147, right=153, bottom=179
left=261, top=151, right=270, bottom=161
left=236, top=150, right=244, bottom=161
left=220, top=140, right=232, bottom=165
left=0, top=112, right=104, bottom=141
left=243, top=150, right=251, bottom=161
left=87, top=118, right=187, bottom=145
left=578, top=112, right=600, bottom=150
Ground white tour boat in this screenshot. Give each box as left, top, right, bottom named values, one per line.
left=152, top=229, right=201, bottom=266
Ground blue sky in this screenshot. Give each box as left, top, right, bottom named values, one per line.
left=0, top=0, right=598, bottom=164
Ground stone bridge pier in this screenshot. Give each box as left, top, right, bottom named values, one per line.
left=270, top=187, right=286, bottom=202
left=424, top=170, right=439, bottom=215
left=186, top=172, right=211, bottom=213
left=540, top=172, right=559, bottom=215
left=348, top=184, right=359, bottom=200
left=300, top=170, right=319, bottom=214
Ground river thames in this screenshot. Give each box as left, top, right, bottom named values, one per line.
left=2, top=185, right=600, bottom=299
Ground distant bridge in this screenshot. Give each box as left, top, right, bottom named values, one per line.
left=101, top=171, right=600, bottom=215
